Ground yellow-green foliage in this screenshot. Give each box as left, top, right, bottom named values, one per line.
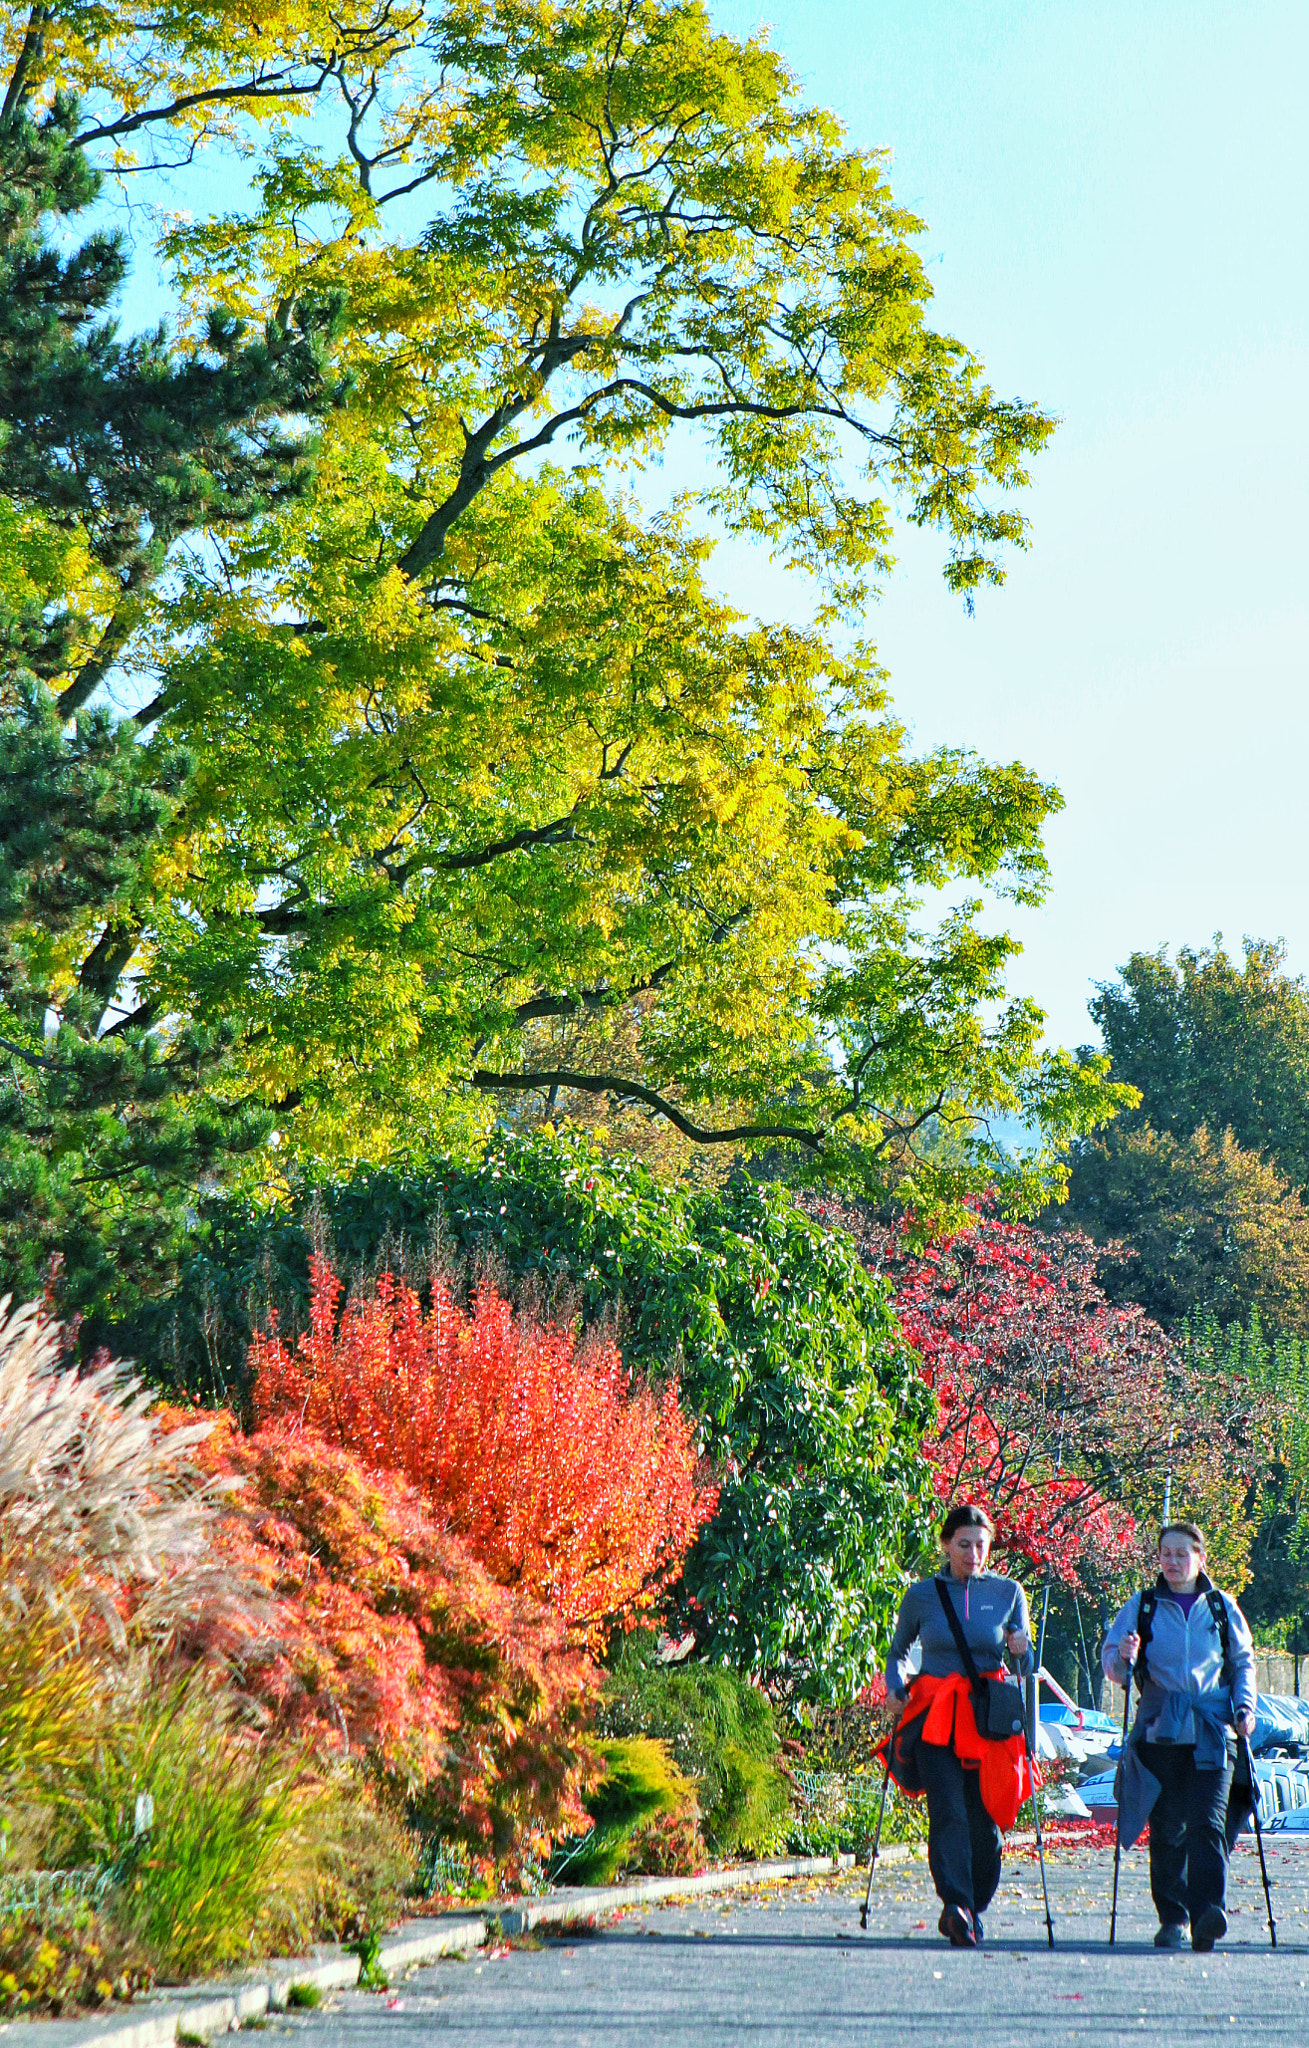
left=259, top=1777, right=418, bottom=1951
left=0, top=1614, right=106, bottom=1804
left=555, top=1738, right=700, bottom=1886
left=597, top=1636, right=792, bottom=1857
left=48, top=1679, right=310, bottom=1982
left=19, top=0, right=1125, bottom=1221
left=0, top=1908, right=153, bottom=2017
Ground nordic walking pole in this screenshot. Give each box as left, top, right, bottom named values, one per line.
left=1109, top=1656, right=1133, bottom=1946
left=859, top=1755, right=893, bottom=1931
left=1025, top=1670, right=1055, bottom=1949
left=1024, top=1662, right=1057, bottom=1949
left=1241, top=1729, right=1277, bottom=1949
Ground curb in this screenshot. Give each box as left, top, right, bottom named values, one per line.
left=19, top=1850, right=908, bottom=2046
left=494, top=1851, right=864, bottom=1933
left=18, top=1917, right=488, bottom=2048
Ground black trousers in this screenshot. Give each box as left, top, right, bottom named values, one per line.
left=918, top=1737, right=1003, bottom=1915
left=1139, top=1740, right=1233, bottom=1929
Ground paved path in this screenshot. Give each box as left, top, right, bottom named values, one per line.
left=270, top=1841, right=1309, bottom=2048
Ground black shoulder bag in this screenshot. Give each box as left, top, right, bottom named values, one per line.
left=934, top=1579, right=1028, bottom=1741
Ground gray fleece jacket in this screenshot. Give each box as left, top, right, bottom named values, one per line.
left=884, top=1570, right=1033, bottom=1702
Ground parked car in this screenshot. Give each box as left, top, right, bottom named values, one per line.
left=1076, top=1756, right=1300, bottom=1831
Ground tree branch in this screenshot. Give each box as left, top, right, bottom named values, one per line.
left=470, top=1067, right=824, bottom=1150
left=57, top=570, right=153, bottom=720
left=1, top=3, right=47, bottom=127
left=73, top=66, right=334, bottom=148
left=0, top=1033, right=57, bottom=1072
left=439, top=812, right=581, bottom=874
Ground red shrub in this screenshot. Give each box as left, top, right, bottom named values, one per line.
left=250, top=1261, right=716, bottom=1645
left=174, top=1413, right=599, bottom=1859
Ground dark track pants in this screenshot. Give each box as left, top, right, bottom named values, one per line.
left=1139, top=1739, right=1233, bottom=1930
left=918, top=1737, right=1003, bottom=1914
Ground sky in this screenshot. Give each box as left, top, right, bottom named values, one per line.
left=113, top=1, right=1308, bottom=1057
left=698, top=0, right=1309, bottom=1050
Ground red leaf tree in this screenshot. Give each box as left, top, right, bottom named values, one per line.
left=173, top=1412, right=599, bottom=1862
left=806, top=1199, right=1254, bottom=1590
left=250, top=1260, right=717, bottom=1645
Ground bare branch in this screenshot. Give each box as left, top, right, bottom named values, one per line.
left=471, top=1067, right=824, bottom=1150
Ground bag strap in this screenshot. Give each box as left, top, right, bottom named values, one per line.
left=934, top=1577, right=1006, bottom=1687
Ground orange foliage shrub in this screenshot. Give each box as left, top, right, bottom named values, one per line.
left=175, top=1413, right=598, bottom=1859
left=250, top=1260, right=716, bottom=1644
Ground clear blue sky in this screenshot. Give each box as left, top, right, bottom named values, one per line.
left=118, top=1, right=1308, bottom=1056
left=703, top=0, right=1309, bottom=1050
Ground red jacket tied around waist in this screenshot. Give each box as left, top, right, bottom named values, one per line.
left=877, top=1670, right=1035, bottom=1832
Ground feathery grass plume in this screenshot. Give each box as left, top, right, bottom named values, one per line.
left=0, top=1295, right=225, bottom=1649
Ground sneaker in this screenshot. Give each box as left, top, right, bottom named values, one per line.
left=972, top=1914, right=985, bottom=1945
left=1153, top=1922, right=1187, bottom=1949
left=1192, top=1905, right=1227, bottom=1952
left=938, top=1905, right=978, bottom=1948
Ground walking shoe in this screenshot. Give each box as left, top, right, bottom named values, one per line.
left=1191, top=1905, right=1227, bottom=1952
left=972, top=1915, right=985, bottom=1945
left=938, top=1905, right=977, bottom=1948
left=1153, top=1923, right=1187, bottom=1949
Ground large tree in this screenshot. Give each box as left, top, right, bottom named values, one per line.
left=0, top=83, right=335, bottom=1321
left=1084, top=940, right=1309, bottom=1191
left=143, top=2, right=1126, bottom=1195
left=3, top=0, right=1129, bottom=1341
left=1066, top=941, right=1309, bottom=1332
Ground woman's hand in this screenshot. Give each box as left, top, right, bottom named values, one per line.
left=1118, top=1630, right=1141, bottom=1668
left=1236, top=1707, right=1256, bottom=1740
left=1006, top=1628, right=1031, bottom=1658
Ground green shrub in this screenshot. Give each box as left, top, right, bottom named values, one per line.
left=48, top=1678, right=310, bottom=1981
left=134, top=1132, right=935, bottom=1697
left=549, top=1738, right=701, bottom=1886
left=597, top=1634, right=791, bottom=1857
left=0, top=1906, right=153, bottom=2016
left=785, top=1772, right=928, bottom=1855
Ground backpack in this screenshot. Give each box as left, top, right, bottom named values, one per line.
left=1133, top=1578, right=1233, bottom=1694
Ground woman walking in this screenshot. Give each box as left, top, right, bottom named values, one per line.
left=881, top=1504, right=1034, bottom=1948
left=1102, top=1520, right=1257, bottom=1952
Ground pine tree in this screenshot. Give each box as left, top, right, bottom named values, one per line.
left=0, top=84, right=336, bottom=1339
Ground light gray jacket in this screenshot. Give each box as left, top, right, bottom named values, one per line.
left=1102, top=1581, right=1257, bottom=1742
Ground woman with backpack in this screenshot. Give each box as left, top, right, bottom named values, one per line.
left=881, top=1503, right=1034, bottom=1949
left=1102, top=1521, right=1257, bottom=1952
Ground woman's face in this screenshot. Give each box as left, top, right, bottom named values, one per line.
left=1159, top=1531, right=1205, bottom=1588
left=943, top=1524, right=991, bottom=1577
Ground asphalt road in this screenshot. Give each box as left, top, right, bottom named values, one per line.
left=270, top=1841, right=1309, bottom=2048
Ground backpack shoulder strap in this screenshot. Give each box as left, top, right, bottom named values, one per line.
left=1134, top=1586, right=1159, bottom=1694
left=1205, top=1587, right=1234, bottom=1688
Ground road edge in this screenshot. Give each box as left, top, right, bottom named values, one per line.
left=19, top=1848, right=927, bottom=2046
